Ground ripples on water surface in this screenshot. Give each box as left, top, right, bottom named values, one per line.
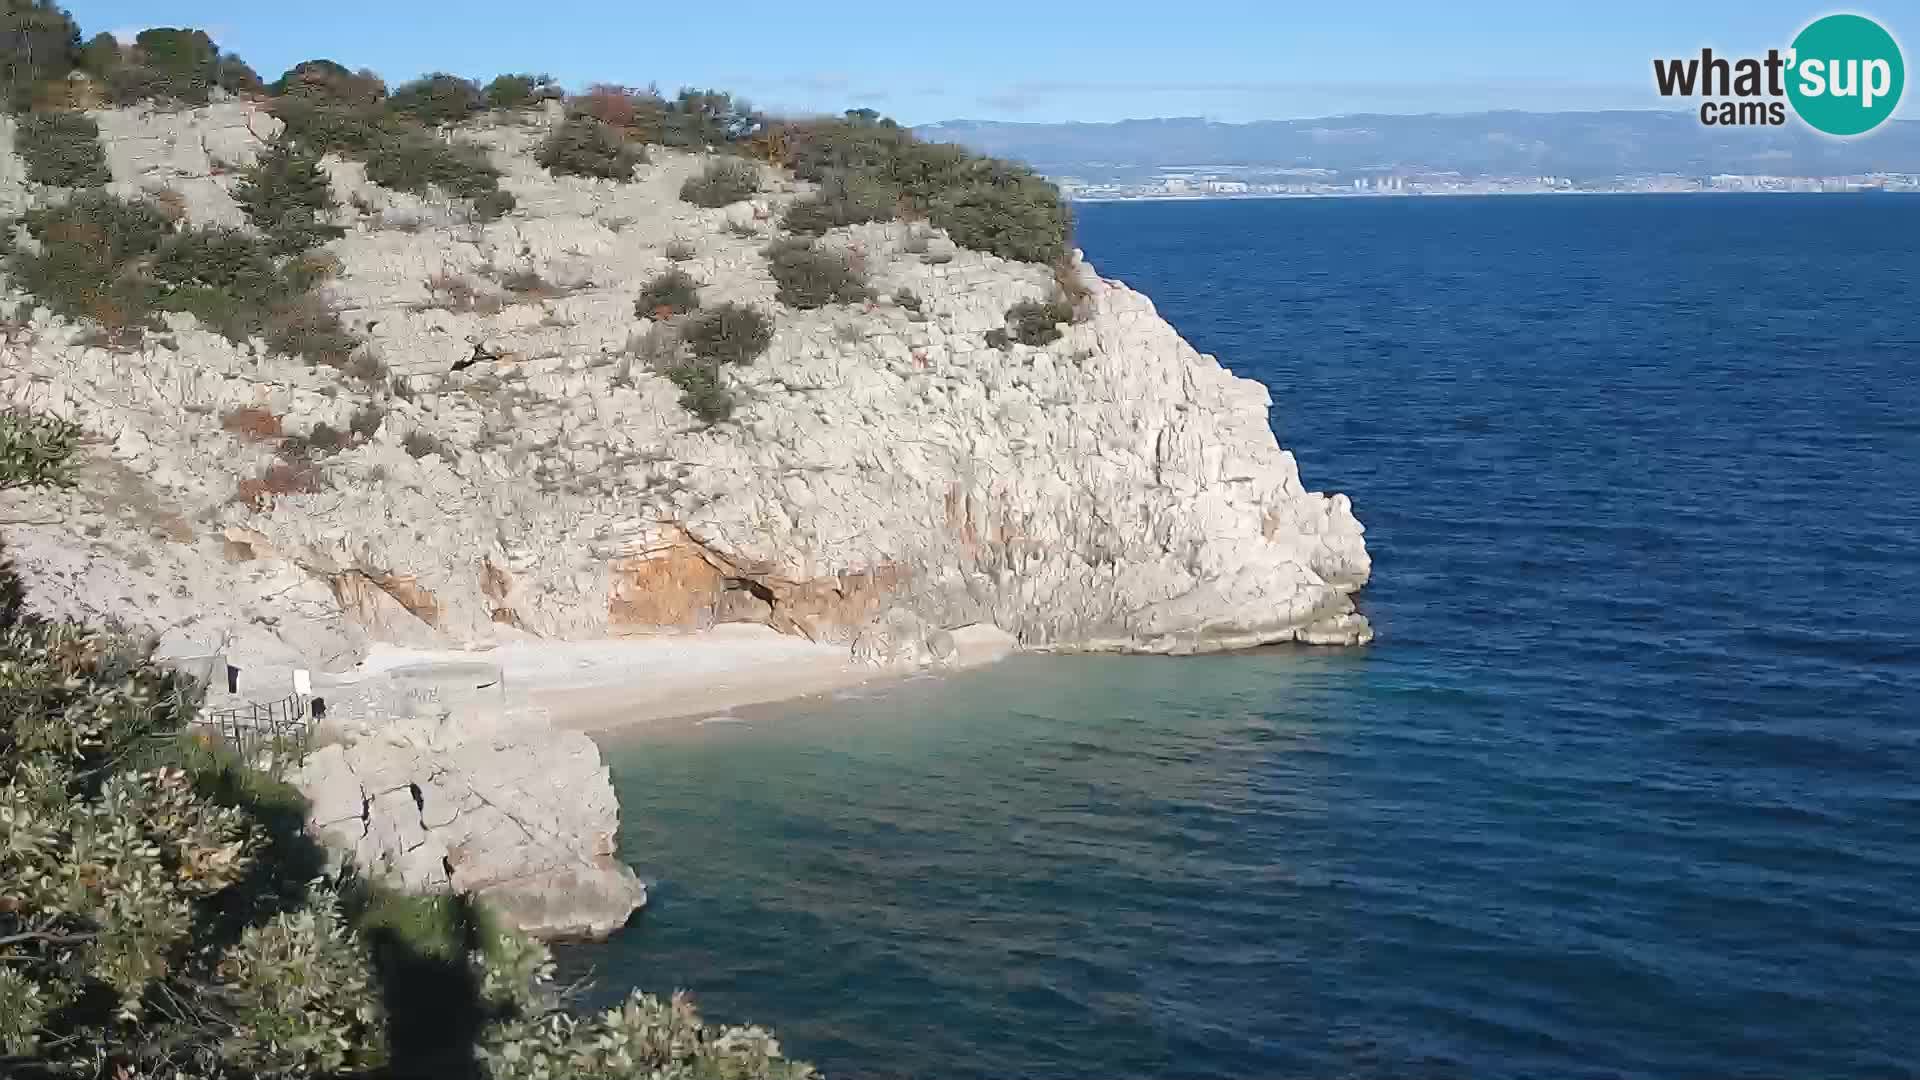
left=571, top=195, right=1920, bottom=1079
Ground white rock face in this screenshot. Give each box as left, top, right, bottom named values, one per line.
left=0, top=102, right=1368, bottom=665
left=0, top=100, right=1369, bottom=937
left=293, top=669, right=647, bottom=940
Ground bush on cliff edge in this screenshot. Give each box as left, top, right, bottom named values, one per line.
left=0, top=414, right=818, bottom=1077
left=768, top=110, right=1072, bottom=263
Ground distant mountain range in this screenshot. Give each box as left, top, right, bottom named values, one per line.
left=916, top=112, right=1920, bottom=179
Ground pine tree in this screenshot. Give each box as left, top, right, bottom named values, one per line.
left=234, top=137, right=343, bottom=254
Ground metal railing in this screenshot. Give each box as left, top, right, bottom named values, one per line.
left=195, top=693, right=314, bottom=767
left=1, top=686, right=317, bottom=774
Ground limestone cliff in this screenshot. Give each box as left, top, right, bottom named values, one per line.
left=0, top=101, right=1371, bottom=672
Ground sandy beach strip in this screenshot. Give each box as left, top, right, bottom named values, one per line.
left=338, top=624, right=888, bottom=734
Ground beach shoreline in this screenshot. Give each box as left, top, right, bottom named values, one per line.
left=333, top=624, right=896, bottom=737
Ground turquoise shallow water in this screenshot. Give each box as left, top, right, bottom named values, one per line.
left=566, top=195, right=1920, bottom=1079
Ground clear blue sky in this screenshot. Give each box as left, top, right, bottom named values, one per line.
left=63, top=1, right=1914, bottom=124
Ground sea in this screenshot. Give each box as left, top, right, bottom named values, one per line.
left=563, top=194, right=1920, bottom=1080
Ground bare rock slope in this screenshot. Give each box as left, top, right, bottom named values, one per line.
left=1, top=101, right=1371, bottom=670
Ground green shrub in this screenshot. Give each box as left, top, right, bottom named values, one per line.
left=0, top=0, right=81, bottom=112
left=682, top=302, right=773, bottom=365
left=281, top=420, right=348, bottom=459
left=214, top=52, right=262, bottom=94
left=780, top=112, right=906, bottom=183
left=679, top=158, right=760, bottom=207
left=483, top=72, right=557, bottom=110
left=91, top=27, right=254, bottom=106
left=9, top=193, right=361, bottom=364
left=347, top=351, right=388, bottom=385
left=103, top=27, right=217, bottom=104
left=267, top=97, right=394, bottom=156
left=389, top=72, right=482, bottom=126
left=0, top=409, right=81, bottom=491
left=772, top=114, right=1072, bottom=262
left=152, top=226, right=278, bottom=293
left=348, top=402, right=385, bottom=438
left=365, top=132, right=503, bottom=202
left=766, top=241, right=870, bottom=309
left=266, top=294, right=358, bottom=369
left=567, top=84, right=661, bottom=134
left=473, top=188, right=516, bottom=221
left=566, top=86, right=759, bottom=148
left=13, top=111, right=109, bottom=187
left=272, top=100, right=508, bottom=221
left=234, top=136, right=342, bottom=254
left=101, top=62, right=175, bottom=105
left=9, top=194, right=170, bottom=333
left=1006, top=299, right=1074, bottom=346
left=657, top=88, right=760, bottom=147
left=77, top=31, right=119, bottom=78
left=536, top=116, right=643, bottom=180
left=147, top=227, right=285, bottom=339
left=930, top=173, right=1071, bottom=264
left=403, top=429, right=449, bottom=459
left=270, top=58, right=387, bottom=104
left=636, top=268, right=700, bottom=317
left=664, top=360, right=734, bottom=423
left=17, top=192, right=172, bottom=261
left=284, top=249, right=344, bottom=293
left=498, top=268, right=552, bottom=295
left=782, top=172, right=896, bottom=235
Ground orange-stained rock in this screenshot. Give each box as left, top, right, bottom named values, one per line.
left=607, top=537, right=729, bottom=630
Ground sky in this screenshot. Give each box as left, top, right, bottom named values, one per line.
left=63, top=1, right=1915, bottom=125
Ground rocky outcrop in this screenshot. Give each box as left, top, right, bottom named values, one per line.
left=0, top=101, right=1370, bottom=671
left=293, top=666, right=646, bottom=940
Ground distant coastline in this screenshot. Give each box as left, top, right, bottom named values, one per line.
left=1069, top=187, right=1918, bottom=204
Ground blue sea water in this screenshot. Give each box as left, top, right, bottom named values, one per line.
left=569, top=194, right=1920, bottom=1079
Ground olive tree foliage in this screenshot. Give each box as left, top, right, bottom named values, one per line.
left=0, top=426, right=819, bottom=1078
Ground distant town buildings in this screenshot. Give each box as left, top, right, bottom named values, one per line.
left=1052, top=167, right=1920, bottom=201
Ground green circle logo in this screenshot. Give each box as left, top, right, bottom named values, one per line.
left=1787, top=14, right=1905, bottom=136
